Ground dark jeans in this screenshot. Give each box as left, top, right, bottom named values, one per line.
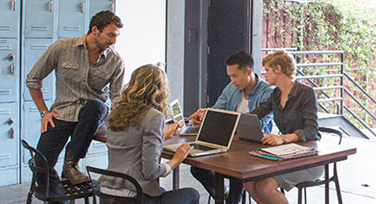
left=101, top=187, right=200, bottom=204
left=191, top=167, right=244, bottom=204
left=35, top=99, right=108, bottom=186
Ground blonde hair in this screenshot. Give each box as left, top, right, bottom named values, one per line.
left=262, top=50, right=296, bottom=78
left=108, top=64, right=170, bottom=131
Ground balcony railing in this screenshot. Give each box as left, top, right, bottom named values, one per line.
left=261, top=49, right=376, bottom=138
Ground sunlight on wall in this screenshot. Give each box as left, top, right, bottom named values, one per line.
left=115, top=0, right=166, bottom=84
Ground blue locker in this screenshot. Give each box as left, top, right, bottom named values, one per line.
left=0, top=38, right=19, bottom=103
left=21, top=100, right=52, bottom=182
left=23, top=39, right=54, bottom=101
left=24, top=0, right=55, bottom=38
left=0, top=102, right=18, bottom=168
left=89, top=0, right=115, bottom=18
left=58, top=0, right=87, bottom=38
left=0, top=0, right=21, bottom=37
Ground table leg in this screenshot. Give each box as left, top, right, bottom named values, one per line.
left=325, top=164, right=329, bottom=204
left=215, top=173, right=225, bottom=204
left=172, top=165, right=180, bottom=190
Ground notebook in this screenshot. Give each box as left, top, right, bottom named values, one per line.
left=169, top=99, right=200, bottom=136
left=237, top=113, right=265, bottom=143
left=163, top=108, right=241, bottom=157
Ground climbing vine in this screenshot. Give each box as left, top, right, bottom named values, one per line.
left=263, top=0, right=376, bottom=129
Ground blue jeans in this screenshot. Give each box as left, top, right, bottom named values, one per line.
left=101, top=187, right=200, bottom=204
left=35, top=99, right=108, bottom=186
left=191, top=167, right=244, bottom=204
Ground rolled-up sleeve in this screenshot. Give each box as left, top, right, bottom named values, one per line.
left=26, top=41, right=60, bottom=89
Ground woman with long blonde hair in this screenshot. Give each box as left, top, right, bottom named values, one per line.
left=99, top=64, right=199, bottom=204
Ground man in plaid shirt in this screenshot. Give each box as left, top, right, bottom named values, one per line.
left=27, top=10, right=124, bottom=202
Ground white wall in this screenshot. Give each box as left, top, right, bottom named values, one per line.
left=115, top=0, right=166, bottom=84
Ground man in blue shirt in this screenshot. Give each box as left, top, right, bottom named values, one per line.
left=189, top=51, right=273, bottom=204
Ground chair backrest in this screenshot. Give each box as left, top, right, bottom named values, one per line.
left=21, top=139, right=51, bottom=198
left=86, top=165, right=143, bottom=204
left=318, top=127, right=343, bottom=145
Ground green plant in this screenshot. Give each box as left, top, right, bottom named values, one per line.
left=263, top=0, right=376, bottom=129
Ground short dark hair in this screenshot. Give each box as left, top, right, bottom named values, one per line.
left=88, top=10, right=123, bottom=34
left=225, top=51, right=254, bottom=72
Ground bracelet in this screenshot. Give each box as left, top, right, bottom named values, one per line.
left=281, top=135, right=288, bottom=144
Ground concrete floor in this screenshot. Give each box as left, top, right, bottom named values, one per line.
left=1, top=134, right=375, bottom=204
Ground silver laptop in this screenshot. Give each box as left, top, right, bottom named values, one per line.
left=170, top=99, right=200, bottom=136
left=237, top=113, right=265, bottom=143
left=164, top=108, right=241, bottom=157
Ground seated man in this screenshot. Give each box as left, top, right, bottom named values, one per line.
left=189, top=51, right=273, bottom=204
left=26, top=10, right=124, bottom=204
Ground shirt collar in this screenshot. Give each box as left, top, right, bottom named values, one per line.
left=74, top=34, right=110, bottom=59
left=244, top=74, right=262, bottom=96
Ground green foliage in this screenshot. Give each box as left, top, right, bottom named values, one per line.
left=263, top=0, right=376, bottom=128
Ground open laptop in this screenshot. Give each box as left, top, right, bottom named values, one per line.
left=237, top=113, right=265, bottom=143
left=164, top=108, right=241, bottom=157
left=170, top=99, right=200, bottom=136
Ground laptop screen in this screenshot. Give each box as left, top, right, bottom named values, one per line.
left=170, top=99, right=186, bottom=127
left=197, top=109, right=240, bottom=147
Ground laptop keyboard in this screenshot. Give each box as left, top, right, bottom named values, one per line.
left=190, top=143, right=216, bottom=151
left=183, top=126, right=199, bottom=134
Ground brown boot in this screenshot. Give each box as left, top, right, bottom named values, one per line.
left=62, top=152, right=89, bottom=185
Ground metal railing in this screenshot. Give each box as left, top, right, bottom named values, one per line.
left=261, top=49, right=376, bottom=138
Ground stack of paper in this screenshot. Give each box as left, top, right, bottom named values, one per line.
left=249, top=143, right=318, bottom=160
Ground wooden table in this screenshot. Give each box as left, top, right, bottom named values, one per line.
left=162, top=136, right=357, bottom=204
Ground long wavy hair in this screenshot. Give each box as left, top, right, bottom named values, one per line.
left=107, top=64, right=170, bottom=131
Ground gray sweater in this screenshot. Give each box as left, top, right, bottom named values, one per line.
left=99, top=108, right=167, bottom=196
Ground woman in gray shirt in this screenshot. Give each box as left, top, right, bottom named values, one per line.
left=244, top=50, right=323, bottom=204
left=99, top=64, right=199, bottom=204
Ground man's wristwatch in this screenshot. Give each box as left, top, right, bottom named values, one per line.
left=40, top=111, right=48, bottom=118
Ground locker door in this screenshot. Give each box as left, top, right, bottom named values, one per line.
left=58, top=0, right=87, bottom=38
left=0, top=0, right=20, bottom=37
left=23, top=39, right=54, bottom=101
left=89, top=0, right=115, bottom=19
left=24, top=0, right=55, bottom=38
left=0, top=102, right=18, bottom=168
left=21, top=101, right=52, bottom=182
left=0, top=38, right=19, bottom=103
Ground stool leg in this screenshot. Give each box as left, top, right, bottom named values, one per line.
left=26, top=192, right=33, bottom=204
left=298, top=187, right=303, bottom=204
left=242, top=191, right=246, bottom=204
left=333, top=164, right=343, bottom=204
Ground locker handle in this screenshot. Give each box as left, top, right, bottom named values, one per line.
left=49, top=0, right=53, bottom=12
left=9, top=128, right=15, bottom=139
left=9, top=64, right=15, bottom=75
left=8, top=53, right=15, bottom=61
left=80, top=1, right=85, bottom=13
left=11, top=0, right=17, bottom=11
left=7, top=118, right=14, bottom=125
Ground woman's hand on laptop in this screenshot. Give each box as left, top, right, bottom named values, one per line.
left=168, top=143, right=194, bottom=169
left=187, top=108, right=207, bottom=124
left=164, top=123, right=181, bottom=141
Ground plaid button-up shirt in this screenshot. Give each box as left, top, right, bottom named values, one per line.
left=27, top=34, right=125, bottom=122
